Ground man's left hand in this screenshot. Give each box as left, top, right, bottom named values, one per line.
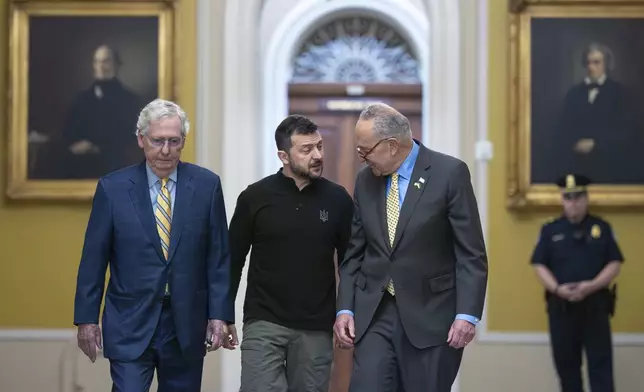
left=205, top=319, right=228, bottom=352
left=447, top=319, right=475, bottom=349
left=223, top=324, right=239, bottom=350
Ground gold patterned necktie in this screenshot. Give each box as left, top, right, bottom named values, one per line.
left=155, top=178, right=172, bottom=294
left=385, top=172, right=400, bottom=296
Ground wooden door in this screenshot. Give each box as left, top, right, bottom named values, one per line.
left=288, top=83, right=422, bottom=195
left=288, top=83, right=422, bottom=392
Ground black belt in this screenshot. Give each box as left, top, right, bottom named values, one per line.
left=545, top=288, right=612, bottom=315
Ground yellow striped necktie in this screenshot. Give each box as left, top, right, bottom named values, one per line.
left=385, top=172, right=400, bottom=296
left=155, top=178, right=172, bottom=294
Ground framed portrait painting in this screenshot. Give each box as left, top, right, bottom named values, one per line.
left=507, top=0, right=644, bottom=208
left=7, top=1, right=174, bottom=200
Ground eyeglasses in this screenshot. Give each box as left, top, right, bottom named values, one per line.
left=146, top=136, right=183, bottom=148
left=356, top=137, right=391, bottom=161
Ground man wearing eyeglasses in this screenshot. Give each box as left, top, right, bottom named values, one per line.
left=333, top=103, right=488, bottom=392
left=531, top=174, right=623, bottom=392
left=73, top=98, right=234, bottom=391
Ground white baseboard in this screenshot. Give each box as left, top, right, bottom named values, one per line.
left=0, top=329, right=75, bottom=340
left=478, top=330, right=644, bottom=346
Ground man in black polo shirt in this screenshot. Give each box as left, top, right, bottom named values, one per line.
left=228, top=115, right=354, bottom=392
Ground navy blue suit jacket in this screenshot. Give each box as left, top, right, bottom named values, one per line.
left=73, top=161, right=234, bottom=361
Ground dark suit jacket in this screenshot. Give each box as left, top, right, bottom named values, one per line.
left=73, top=161, right=234, bottom=361
left=337, top=144, right=488, bottom=349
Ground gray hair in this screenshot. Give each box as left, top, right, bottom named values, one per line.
left=582, top=42, right=615, bottom=72
left=136, top=98, right=190, bottom=136
left=358, top=103, right=412, bottom=140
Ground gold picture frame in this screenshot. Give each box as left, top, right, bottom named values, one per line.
left=507, top=0, right=644, bottom=209
left=510, top=0, right=644, bottom=12
left=7, top=1, right=174, bottom=200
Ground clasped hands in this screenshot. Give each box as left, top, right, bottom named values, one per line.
left=555, top=280, right=596, bottom=302
left=206, top=320, right=239, bottom=352
left=333, top=314, right=475, bottom=350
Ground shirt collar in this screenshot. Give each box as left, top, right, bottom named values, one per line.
left=584, top=74, right=606, bottom=86
left=146, top=163, right=177, bottom=189
left=276, top=168, right=318, bottom=191
left=396, top=140, right=419, bottom=180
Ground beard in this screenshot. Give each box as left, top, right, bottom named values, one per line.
left=291, top=159, right=323, bottom=180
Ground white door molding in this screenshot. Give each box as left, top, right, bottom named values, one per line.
left=261, top=2, right=460, bottom=392
left=194, top=0, right=463, bottom=390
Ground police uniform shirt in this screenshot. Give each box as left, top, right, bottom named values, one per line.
left=530, top=214, right=624, bottom=284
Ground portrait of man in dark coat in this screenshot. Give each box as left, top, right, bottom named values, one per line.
left=25, top=15, right=159, bottom=181
left=530, top=18, right=644, bottom=187
left=553, top=43, right=643, bottom=184
left=58, top=45, right=143, bottom=179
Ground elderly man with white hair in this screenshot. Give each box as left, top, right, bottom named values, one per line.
left=334, top=102, right=488, bottom=392
left=73, top=99, right=235, bottom=391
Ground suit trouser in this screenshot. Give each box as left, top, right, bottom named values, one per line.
left=547, top=294, right=614, bottom=392
left=350, top=294, right=463, bottom=392
left=240, top=319, right=333, bottom=392
left=109, top=299, right=204, bottom=392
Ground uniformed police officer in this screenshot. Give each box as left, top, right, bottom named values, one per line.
left=530, top=174, right=623, bottom=392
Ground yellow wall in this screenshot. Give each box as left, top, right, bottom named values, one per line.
left=2, top=0, right=641, bottom=333
left=486, top=0, right=644, bottom=333
left=0, top=0, right=197, bottom=328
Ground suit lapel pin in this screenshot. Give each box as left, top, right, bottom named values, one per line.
left=413, top=182, right=421, bottom=189
left=419, top=177, right=425, bottom=184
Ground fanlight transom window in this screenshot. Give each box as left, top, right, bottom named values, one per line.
left=290, top=17, right=421, bottom=84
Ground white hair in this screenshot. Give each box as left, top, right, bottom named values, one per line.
left=135, top=98, right=190, bottom=136
left=358, top=102, right=412, bottom=140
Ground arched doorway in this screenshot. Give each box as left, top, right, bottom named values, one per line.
left=288, top=16, right=423, bottom=195
left=287, top=15, right=424, bottom=392
left=198, top=0, right=468, bottom=390
left=260, top=0, right=430, bottom=178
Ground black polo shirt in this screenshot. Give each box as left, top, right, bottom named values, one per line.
left=229, top=170, right=354, bottom=331
left=530, top=214, right=624, bottom=284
